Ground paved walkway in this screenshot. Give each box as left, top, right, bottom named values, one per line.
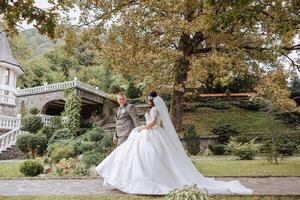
left=0, top=177, right=300, bottom=196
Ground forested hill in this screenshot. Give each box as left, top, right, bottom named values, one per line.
left=20, top=28, right=57, bottom=59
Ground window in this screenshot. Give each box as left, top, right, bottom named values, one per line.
left=5, top=68, right=10, bottom=85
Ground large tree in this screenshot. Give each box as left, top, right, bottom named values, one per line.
left=3, top=0, right=300, bottom=131
left=0, top=0, right=57, bottom=38
left=56, top=0, right=299, bottom=130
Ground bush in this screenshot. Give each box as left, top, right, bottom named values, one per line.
left=82, top=151, right=106, bottom=168
left=234, top=99, right=265, bottom=111
left=202, top=149, right=213, bottom=157
left=16, top=134, right=47, bottom=158
left=109, top=83, right=123, bottom=94
left=235, top=135, right=251, bottom=144
left=19, top=160, right=44, bottom=177
left=48, top=128, right=72, bottom=144
left=76, top=141, right=94, bottom=154
left=51, top=158, right=78, bottom=177
left=48, top=144, right=76, bottom=163
left=212, top=124, right=239, bottom=144
left=226, top=138, right=261, bottom=160
left=63, top=89, right=82, bottom=135
left=274, top=112, right=300, bottom=126
left=87, top=127, right=105, bottom=142
left=207, top=101, right=230, bottom=109
left=39, top=127, right=55, bottom=141
left=96, top=131, right=114, bottom=151
left=165, top=184, right=209, bottom=200
left=126, top=81, right=141, bottom=99
left=208, top=144, right=227, bottom=155
left=277, top=137, right=297, bottom=156
left=183, top=125, right=200, bottom=155
left=71, top=162, right=89, bottom=177
left=29, top=107, right=40, bottom=115
left=50, top=116, right=63, bottom=129
left=80, top=119, right=93, bottom=129
left=21, top=115, right=43, bottom=133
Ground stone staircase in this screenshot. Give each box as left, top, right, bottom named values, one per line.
left=0, top=128, right=26, bottom=160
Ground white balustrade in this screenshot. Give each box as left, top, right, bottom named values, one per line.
left=0, top=115, right=21, bottom=129
left=40, top=114, right=67, bottom=126
left=17, top=80, right=107, bottom=98
left=0, top=128, right=24, bottom=153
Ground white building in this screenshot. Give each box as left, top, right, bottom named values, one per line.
left=0, top=31, right=24, bottom=113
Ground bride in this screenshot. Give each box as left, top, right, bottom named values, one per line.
left=95, top=91, right=253, bottom=195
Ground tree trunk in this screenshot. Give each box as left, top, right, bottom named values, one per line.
left=170, top=58, right=189, bottom=131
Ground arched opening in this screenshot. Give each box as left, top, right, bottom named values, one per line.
left=42, top=99, right=65, bottom=115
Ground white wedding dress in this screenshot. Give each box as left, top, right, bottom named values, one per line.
left=95, top=96, right=253, bottom=195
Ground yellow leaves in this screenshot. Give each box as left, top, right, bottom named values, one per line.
left=254, top=67, right=296, bottom=111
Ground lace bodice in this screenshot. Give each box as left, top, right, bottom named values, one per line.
left=145, top=107, right=161, bottom=127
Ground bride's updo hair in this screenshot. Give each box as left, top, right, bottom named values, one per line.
left=147, top=91, right=157, bottom=113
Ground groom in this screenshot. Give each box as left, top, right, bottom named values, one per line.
left=113, top=92, right=140, bottom=146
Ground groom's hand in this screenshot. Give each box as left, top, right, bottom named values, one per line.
left=113, top=137, right=118, bottom=145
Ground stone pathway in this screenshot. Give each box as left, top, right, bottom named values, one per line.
left=0, top=177, right=300, bottom=196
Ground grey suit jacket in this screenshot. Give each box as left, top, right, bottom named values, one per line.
left=114, top=103, right=140, bottom=139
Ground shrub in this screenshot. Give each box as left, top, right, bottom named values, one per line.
left=48, top=144, right=76, bottom=163
left=80, top=119, right=93, bottom=129
left=51, top=158, right=78, bottom=177
left=109, top=83, right=123, bottom=94
left=16, top=134, right=47, bottom=158
left=29, top=107, right=40, bottom=115
left=19, top=160, right=44, bottom=177
left=71, top=162, right=89, bottom=177
left=63, top=89, right=82, bottom=135
left=165, top=184, right=208, bottom=200
left=39, top=127, right=55, bottom=141
left=202, top=149, right=213, bottom=157
left=212, top=124, right=239, bottom=144
left=87, top=127, right=105, bottom=142
left=234, top=99, right=265, bottom=111
left=226, top=138, right=261, bottom=160
left=126, top=81, right=141, bottom=99
left=21, top=115, right=43, bottom=133
left=82, top=151, right=106, bottom=168
left=50, top=116, right=63, bottom=129
left=274, top=112, right=300, bottom=126
left=208, top=101, right=229, bottom=109
left=97, top=131, right=113, bottom=151
left=48, top=128, right=72, bottom=144
left=208, top=144, right=227, bottom=155
left=235, top=135, right=251, bottom=144
left=183, top=125, right=200, bottom=155
left=76, top=141, right=95, bottom=154
left=276, top=137, right=297, bottom=156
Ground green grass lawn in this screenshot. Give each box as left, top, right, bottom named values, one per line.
left=0, top=162, right=23, bottom=178
left=192, top=158, right=300, bottom=176
left=0, top=195, right=299, bottom=200
left=1, top=157, right=299, bottom=178
left=183, top=106, right=300, bottom=135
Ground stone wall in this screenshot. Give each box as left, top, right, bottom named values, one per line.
left=0, top=104, right=17, bottom=116
left=0, top=145, right=26, bottom=160
left=17, top=90, right=66, bottom=115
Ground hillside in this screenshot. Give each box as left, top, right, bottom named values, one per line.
left=183, top=104, right=300, bottom=135
left=20, top=28, right=58, bottom=59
